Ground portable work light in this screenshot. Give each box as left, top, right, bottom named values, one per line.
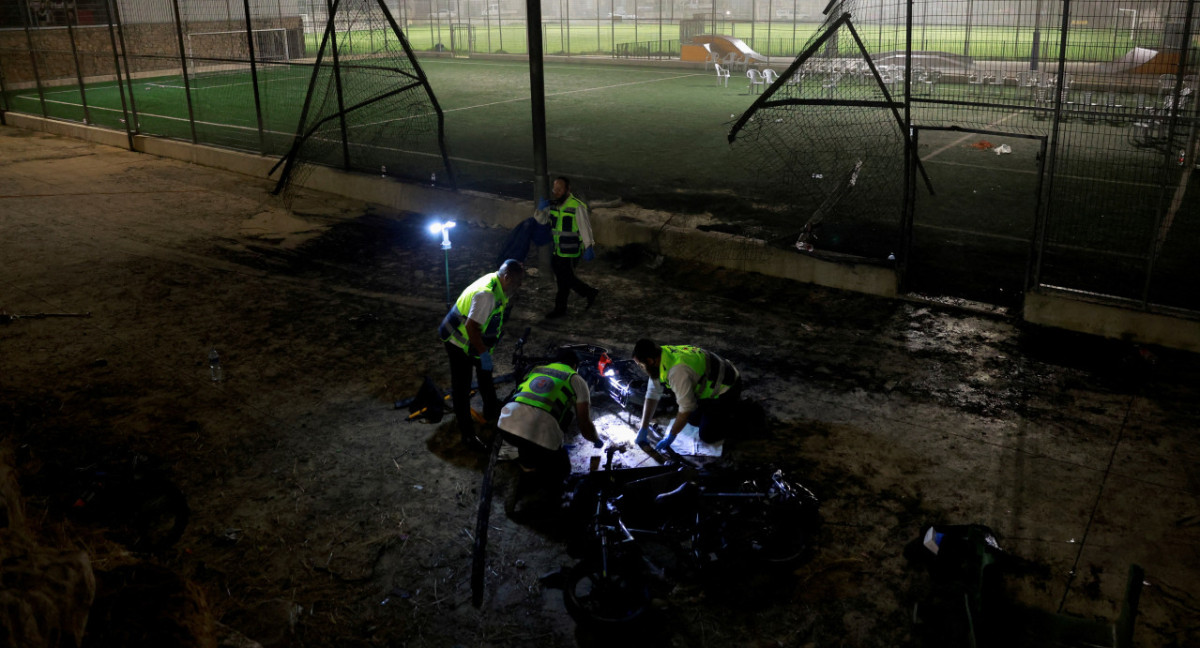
left=429, top=220, right=455, bottom=250
left=429, top=220, right=456, bottom=307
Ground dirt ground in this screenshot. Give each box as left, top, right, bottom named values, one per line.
left=2, top=125, right=1198, bottom=648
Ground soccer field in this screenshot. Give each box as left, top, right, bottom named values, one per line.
left=5, top=53, right=1196, bottom=309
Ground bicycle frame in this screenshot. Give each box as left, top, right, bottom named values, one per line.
left=558, top=451, right=820, bottom=627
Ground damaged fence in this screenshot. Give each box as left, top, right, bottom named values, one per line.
left=1, top=0, right=1198, bottom=314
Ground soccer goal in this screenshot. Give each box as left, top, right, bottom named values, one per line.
left=185, top=28, right=291, bottom=80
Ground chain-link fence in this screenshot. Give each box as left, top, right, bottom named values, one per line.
left=732, top=0, right=1198, bottom=312
left=2, top=0, right=1197, bottom=313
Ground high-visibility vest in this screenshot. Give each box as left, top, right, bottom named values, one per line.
left=659, top=345, right=735, bottom=400
left=549, top=195, right=585, bottom=258
left=514, top=362, right=578, bottom=428
left=438, top=272, right=508, bottom=354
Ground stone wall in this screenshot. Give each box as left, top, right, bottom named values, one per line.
left=0, top=19, right=303, bottom=87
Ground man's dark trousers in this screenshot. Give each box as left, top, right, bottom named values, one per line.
left=551, top=254, right=595, bottom=314
left=445, top=341, right=500, bottom=439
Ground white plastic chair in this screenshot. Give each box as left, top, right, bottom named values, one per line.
left=714, top=63, right=730, bottom=87
left=917, top=69, right=941, bottom=95
left=723, top=51, right=746, bottom=72
left=746, top=68, right=764, bottom=94
left=988, top=72, right=1006, bottom=95
left=1157, top=73, right=1177, bottom=101
left=822, top=72, right=841, bottom=98
left=761, top=69, right=780, bottom=86
left=967, top=72, right=987, bottom=94
left=1017, top=70, right=1038, bottom=101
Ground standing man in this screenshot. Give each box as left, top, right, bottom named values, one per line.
left=538, top=176, right=598, bottom=319
left=439, top=259, right=525, bottom=450
left=631, top=339, right=741, bottom=452
left=497, top=348, right=602, bottom=511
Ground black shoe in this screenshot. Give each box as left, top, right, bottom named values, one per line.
left=545, top=309, right=567, bottom=319
left=586, top=289, right=599, bottom=310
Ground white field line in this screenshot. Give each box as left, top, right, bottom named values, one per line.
left=148, top=75, right=314, bottom=91
left=340, top=71, right=704, bottom=132
left=21, top=81, right=1155, bottom=195
left=443, top=72, right=704, bottom=114
left=923, top=159, right=1163, bottom=190
left=914, top=221, right=1149, bottom=260
left=18, top=71, right=701, bottom=132
left=920, top=111, right=1023, bottom=160
left=18, top=96, right=266, bottom=132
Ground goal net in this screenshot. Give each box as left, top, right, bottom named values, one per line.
left=185, top=28, right=290, bottom=80
left=270, top=0, right=455, bottom=200
left=727, top=7, right=912, bottom=260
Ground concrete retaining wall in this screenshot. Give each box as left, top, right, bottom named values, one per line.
left=5, top=112, right=1198, bottom=353
left=1024, top=290, right=1200, bottom=353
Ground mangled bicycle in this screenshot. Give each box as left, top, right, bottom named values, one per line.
left=553, top=446, right=820, bottom=627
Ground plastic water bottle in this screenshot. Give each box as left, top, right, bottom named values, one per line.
left=380, top=165, right=387, bottom=177
left=430, top=172, right=437, bottom=185
left=208, top=348, right=222, bottom=382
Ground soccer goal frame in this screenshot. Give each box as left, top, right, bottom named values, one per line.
left=185, top=27, right=291, bottom=80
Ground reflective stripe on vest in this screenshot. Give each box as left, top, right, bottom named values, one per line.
left=550, top=196, right=584, bottom=257
left=438, top=272, right=508, bottom=354
left=514, top=363, right=577, bottom=427
left=658, top=345, right=731, bottom=400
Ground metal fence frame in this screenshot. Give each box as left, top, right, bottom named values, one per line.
left=1, top=0, right=1197, bottom=316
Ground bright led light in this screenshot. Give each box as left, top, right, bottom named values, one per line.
left=428, top=220, right=456, bottom=250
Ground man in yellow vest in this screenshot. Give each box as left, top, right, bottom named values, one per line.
left=438, top=259, right=525, bottom=451
left=631, top=338, right=742, bottom=452
left=498, top=348, right=602, bottom=474
left=537, top=176, right=598, bottom=319
left=497, top=348, right=602, bottom=518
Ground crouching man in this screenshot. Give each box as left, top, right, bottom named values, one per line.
left=497, top=348, right=602, bottom=518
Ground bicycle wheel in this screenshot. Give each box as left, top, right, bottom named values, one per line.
left=562, top=559, right=651, bottom=627
left=745, top=484, right=820, bottom=566
left=744, top=514, right=813, bottom=565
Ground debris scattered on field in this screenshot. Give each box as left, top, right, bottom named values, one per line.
left=994, top=144, right=1012, bottom=155
left=971, top=140, right=994, bottom=150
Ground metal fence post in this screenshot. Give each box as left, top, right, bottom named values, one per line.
left=1142, top=0, right=1198, bottom=307
left=170, top=0, right=199, bottom=143
left=242, top=0, right=267, bottom=154
left=20, top=0, right=48, bottom=118
left=105, top=0, right=137, bottom=144
left=65, top=18, right=91, bottom=125
left=527, top=0, right=549, bottom=201
left=324, top=0, right=351, bottom=169
left=1029, top=0, right=1071, bottom=291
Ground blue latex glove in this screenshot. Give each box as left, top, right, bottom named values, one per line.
left=582, top=247, right=595, bottom=262
left=479, top=351, right=493, bottom=372
left=537, top=198, right=551, bottom=210
left=635, top=427, right=651, bottom=445
left=655, top=433, right=678, bottom=452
